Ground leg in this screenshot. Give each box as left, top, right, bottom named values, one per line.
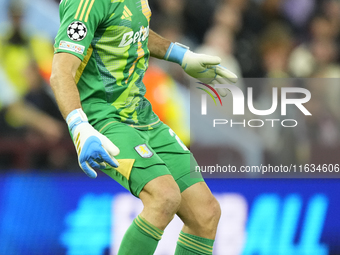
left=118, top=174, right=181, bottom=255
left=145, top=124, right=220, bottom=253
left=177, top=182, right=221, bottom=239
left=139, top=174, right=181, bottom=230
left=98, top=123, right=183, bottom=255
left=174, top=181, right=221, bottom=255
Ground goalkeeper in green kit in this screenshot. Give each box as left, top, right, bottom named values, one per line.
left=51, top=0, right=237, bottom=254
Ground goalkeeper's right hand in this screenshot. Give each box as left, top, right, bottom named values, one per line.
left=66, top=109, right=120, bottom=178
left=164, top=42, right=238, bottom=97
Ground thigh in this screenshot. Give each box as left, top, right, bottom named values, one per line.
left=139, top=174, right=180, bottom=204
left=176, top=182, right=220, bottom=238
left=138, top=174, right=181, bottom=229
left=158, top=152, right=204, bottom=192
left=177, top=182, right=216, bottom=216
left=149, top=123, right=204, bottom=192
left=99, top=121, right=171, bottom=197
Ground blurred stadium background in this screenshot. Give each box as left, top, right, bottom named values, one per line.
left=0, top=0, right=340, bottom=254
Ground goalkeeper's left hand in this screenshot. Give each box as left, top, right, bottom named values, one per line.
left=164, top=42, right=238, bottom=97
left=66, top=108, right=119, bottom=178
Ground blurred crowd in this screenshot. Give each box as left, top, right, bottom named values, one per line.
left=0, top=1, right=76, bottom=171
left=148, top=0, right=340, bottom=167
left=0, top=0, right=340, bottom=171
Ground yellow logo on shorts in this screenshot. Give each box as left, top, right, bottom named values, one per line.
left=135, top=144, right=153, bottom=158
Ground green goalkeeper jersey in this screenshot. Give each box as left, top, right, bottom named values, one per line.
left=54, top=0, right=160, bottom=130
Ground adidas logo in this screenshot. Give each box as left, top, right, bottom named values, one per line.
left=121, top=5, right=133, bottom=20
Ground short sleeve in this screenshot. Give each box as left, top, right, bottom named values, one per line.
left=54, top=0, right=108, bottom=60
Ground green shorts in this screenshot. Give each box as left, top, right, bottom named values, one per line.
left=96, top=121, right=204, bottom=197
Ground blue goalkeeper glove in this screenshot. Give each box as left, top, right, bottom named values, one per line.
left=164, top=42, right=238, bottom=96
left=66, top=109, right=119, bottom=178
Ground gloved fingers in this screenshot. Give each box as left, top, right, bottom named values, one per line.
left=215, top=65, right=238, bottom=83
left=199, top=54, right=221, bottom=66
left=101, top=147, right=119, bottom=168
left=98, top=162, right=107, bottom=168
left=216, top=87, right=228, bottom=97
left=101, top=136, right=120, bottom=157
left=80, top=161, right=98, bottom=178
left=88, top=158, right=106, bottom=169
left=211, top=78, right=229, bottom=97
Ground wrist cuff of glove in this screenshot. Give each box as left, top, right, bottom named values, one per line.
left=66, top=108, right=88, bottom=135
left=164, top=42, right=189, bottom=65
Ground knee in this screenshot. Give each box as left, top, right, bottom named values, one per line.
left=154, top=186, right=181, bottom=217
left=141, top=180, right=182, bottom=220
left=193, top=197, right=221, bottom=231
left=140, top=176, right=182, bottom=229
left=203, top=198, right=221, bottom=227
left=212, top=199, right=221, bottom=221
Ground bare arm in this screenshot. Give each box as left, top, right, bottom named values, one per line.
left=6, top=101, right=64, bottom=143
left=148, top=29, right=171, bottom=59
left=50, top=53, right=82, bottom=119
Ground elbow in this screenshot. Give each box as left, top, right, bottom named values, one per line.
left=50, top=72, right=56, bottom=86
left=49, top=71, right=58, bottom=91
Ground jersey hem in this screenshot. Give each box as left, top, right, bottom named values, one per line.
left=97, top=119, right=162, bottom=134
left=128, top=119, right=162, bottom=130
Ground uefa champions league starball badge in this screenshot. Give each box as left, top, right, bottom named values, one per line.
left=67, top=21, right=87, bottom=41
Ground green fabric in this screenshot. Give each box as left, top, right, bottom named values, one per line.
left=118, top=215, right=163, bottom=255
left=99, top=121, right=204, bottom=197
left=54, top=0, right=159, bottom=129
left=175, top=231, right=214, bottom=255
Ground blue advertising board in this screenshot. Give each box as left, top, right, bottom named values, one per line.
left=0, top=174, right=339, bottom=255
